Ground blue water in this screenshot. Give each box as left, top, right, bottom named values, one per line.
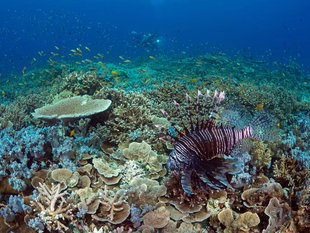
left=1, top=0, right=310, bottom=77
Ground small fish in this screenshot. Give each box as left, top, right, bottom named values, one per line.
left=119, top=56, right=125, bottom=60
left=145, top=78, right=150, bottom=84
left=191, top=78, right=198, bottom=82
left=94, top=56, right=99, bottom=59
left=277, top=122, right=280, bottom=127
left=1, top=91, right=5, bottom=95
left=97, top=53, right=104, bottom=58
left=76, top=61, right=81, bottom=64
left=71, top=49, right=77, bottom=53
left=111, top=71, right=118, bottom=75
left=70, top=130, right=75, bottom=137
left=85, top=46, right=91, bottom=51
left=124, top=59, right=131, bottom=63
left=149, top=56, right=156, bottom=60
left=255, top=104, right=264, bottom=110
left=55, top=46, right=60, bottom=50
left=77, top=48, right=82, bottom=53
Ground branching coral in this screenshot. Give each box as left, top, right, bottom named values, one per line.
left=30, top=183, right=74, bottom=232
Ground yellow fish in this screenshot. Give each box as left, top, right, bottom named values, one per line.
left=55, top=46, right=60, bottom=50
left=1, top=91, right=5, bottom=95
left=111, top=71, right=118, bottom=75
left=145, top=78, right=150, bottom=84
left=77, top=48, right=82, bottom=53
left=255, top=104, right=264, bottom=110
left=191, top=78, right=198, bottom=82
left=124, top=60, right=131, bottom=63
left=149, top=56, right=156, bottom=60
left=119, top=56, right=125, bottom=60
left=70, top=130, right=75, bottom=137
left=85, top=46, right=91, bottom=51
left=71, top=49, right=77, bottom=53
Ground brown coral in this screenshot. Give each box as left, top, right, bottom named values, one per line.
left=218, top=209, right=260, bottom=233
left=142, top=206, right=170, bottom=228
left=263, top=197, right=291, bottom=233
left=241, top=182, right=284, bottom=209
left=92, top=187, right=130, bottom=224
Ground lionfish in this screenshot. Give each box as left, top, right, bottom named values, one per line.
left=157, top=89, right=278, bottom=194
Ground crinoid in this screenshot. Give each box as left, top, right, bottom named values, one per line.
left=157, top=90, right=278, bottom=194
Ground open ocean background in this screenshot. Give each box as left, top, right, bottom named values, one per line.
left=1, top=0, right=310, bottom=78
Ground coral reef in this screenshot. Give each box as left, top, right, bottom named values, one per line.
left=1, top=52, right=310, bottom=233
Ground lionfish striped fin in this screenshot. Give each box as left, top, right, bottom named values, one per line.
left=200, top=89, right=211, bottom=129
left=203, top=90, right=225, bottom=129
left=181, top=168, right=194, bottom=194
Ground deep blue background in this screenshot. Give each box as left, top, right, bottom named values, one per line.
left=0, top=0, right=310, bottom=77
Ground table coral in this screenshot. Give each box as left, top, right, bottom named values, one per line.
left=32, top=95, right=111, bottom=123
